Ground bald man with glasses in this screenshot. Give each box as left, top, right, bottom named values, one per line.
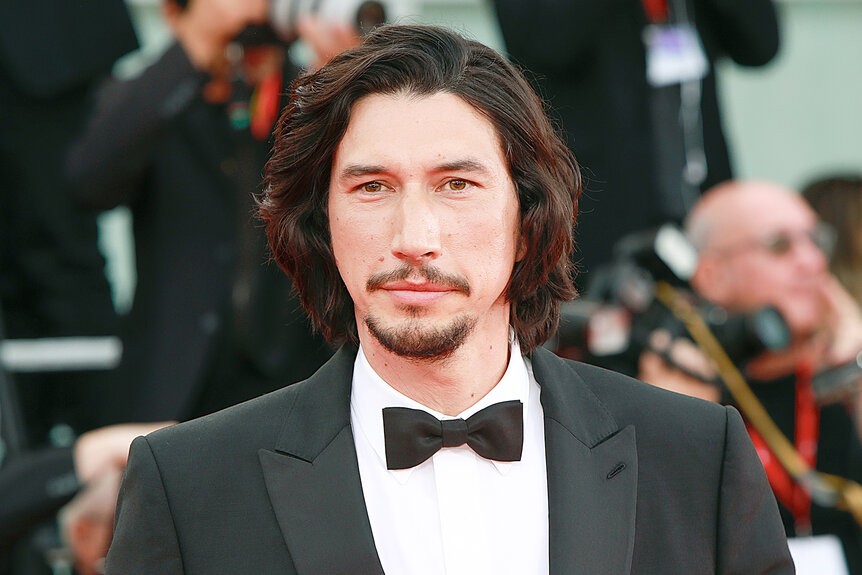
left=686, top=181, right=856, bottom=367
left=640, top=179, right=862, bottom=572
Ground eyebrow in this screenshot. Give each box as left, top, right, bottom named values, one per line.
left=433, top=159, right=491, bottom=175
left=337, top=164, right=387, bottom=180
left=336, top=158, right=492, bottom=181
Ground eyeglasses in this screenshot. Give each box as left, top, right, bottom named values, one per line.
left=713, top=222, right=837, bottom=259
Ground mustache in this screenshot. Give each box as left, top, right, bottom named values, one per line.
left=366, top=263, right=471, bottom=295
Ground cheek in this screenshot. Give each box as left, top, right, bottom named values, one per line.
left=460, top=214, right=515, bottom=256
left=330, top=214, right=373, bottom=290
left=455, top=212, right=520, bottom=290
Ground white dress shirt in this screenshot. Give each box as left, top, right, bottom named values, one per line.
left=350, top=337, right=549, bottom=575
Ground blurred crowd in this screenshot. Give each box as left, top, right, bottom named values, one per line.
left=1, top=0, right=861, bottom=573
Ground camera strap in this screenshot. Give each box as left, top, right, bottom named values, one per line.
left=655, top=282, right=862, bottom=528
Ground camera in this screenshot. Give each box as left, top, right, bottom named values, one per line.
left=269, top=0, right=387, bottom=40
left=231, top=0, right=387, bottom=46
left=555, top=225, right=791, bottom=375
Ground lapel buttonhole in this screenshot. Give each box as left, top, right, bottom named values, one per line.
left=606, top=462, right=626, bottom=480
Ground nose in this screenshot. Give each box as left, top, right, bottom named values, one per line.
left=390, top=189, right=442, bottom=264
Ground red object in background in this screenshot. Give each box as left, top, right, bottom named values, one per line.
left=748, top=360, right=819, bottom=535
left=251, top=69, right=283, bottom=141
left=641, top=0, right=669, bottom=23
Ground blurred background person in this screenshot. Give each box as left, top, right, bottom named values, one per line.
left=0, top=1, right=139, bottom=572
left=65, top=0, right=383, bottom=425
left=0, top=0, right=136, bottom=453
left=0, top=422, right=170, bottom=574
left=638, top=181, right=862, bottom=572
left=494, top=0, right=780, bottom=286
left=803, top=174, right=862, bottom=308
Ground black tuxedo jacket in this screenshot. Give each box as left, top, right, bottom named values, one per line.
left=106, top=347, right=793, bottom=574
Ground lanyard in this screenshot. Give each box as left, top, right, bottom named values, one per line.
left=250, top=68, right=283, bottom=141
left=748, top=361, right=819, bottom=534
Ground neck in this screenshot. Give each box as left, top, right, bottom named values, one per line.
left=360, top=326, right=513, bottom=417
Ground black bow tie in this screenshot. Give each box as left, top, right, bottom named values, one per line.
left=382, top=400, right=524, bottom=470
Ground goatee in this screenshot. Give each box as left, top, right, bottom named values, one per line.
left=365, top=313, right=476, bottom=361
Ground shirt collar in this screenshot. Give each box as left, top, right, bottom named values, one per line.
left=349, top=333, right=532, bottom=483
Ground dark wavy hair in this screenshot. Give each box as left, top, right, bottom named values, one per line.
left=259, top=24, right=580, bottom=353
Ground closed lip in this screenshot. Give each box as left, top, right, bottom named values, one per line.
left=381, top=281, right=456, bottom=292
left=381, top=281, right=459, bottom=304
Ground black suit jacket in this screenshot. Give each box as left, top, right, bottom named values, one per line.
left=67, top=43, right=332, bottom=422
left=106, top=347, right=793, bottom=574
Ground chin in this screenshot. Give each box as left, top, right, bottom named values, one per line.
left=364, top=313, right=477, bottom=360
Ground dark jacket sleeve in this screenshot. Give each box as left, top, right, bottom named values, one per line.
left=495, top=0, right=779, bottom=71
left=696, top=0, right=780, bottom=66
left=104, top=436, right=184, bottom=574
left=65, top=41, right=208, bottom=210
left=716, top=406, right=795, bottom=574
left=0, top=447, right=79, bottom=545
left=494, top=0, right=630, bottom=70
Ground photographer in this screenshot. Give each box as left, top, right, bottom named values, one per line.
left=640, top=180, right=862, bottom=572
left=64, top=0, right=378, bottom=425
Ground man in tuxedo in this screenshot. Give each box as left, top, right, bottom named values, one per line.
left=106, top=25, right=792, bottom=574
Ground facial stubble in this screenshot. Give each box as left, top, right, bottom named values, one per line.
left=365, top=312, right=477, bottom=361
left=364, top=263, right=477, bottom=361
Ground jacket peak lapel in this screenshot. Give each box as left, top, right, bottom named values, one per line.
left=545, top=423, right=637, bottom=575
left=259, top=347, right=384, bottom=575
left=531, top=348, right=638, bottom=575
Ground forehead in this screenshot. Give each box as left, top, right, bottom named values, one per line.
left=331, top=92, right=508, bottom=175
left=712, top=187, right=817, bottom=243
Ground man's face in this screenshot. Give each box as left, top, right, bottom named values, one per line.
left=328, top=92, right=523, bottom=359
left=699, top=189, right=829, bottom=339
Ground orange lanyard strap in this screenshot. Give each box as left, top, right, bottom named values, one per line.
left=250, top=68, right=283, bottom=141
left=749, top=361, right=819, bottom=533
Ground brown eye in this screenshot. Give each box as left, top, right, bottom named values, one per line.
left=447, top=179, right=468, bottom=191
left=362, top=182, right=383, bottom=193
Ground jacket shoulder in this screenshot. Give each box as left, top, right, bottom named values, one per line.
left=532, top=347, right=731, bottom=442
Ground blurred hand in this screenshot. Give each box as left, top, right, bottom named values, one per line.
left=61, top=468, right=124, bottom=575
left=165, top=0, right=269, bottom=70
left=818, top=274, right=862, bottom=366
left=73, top=422, right=173, bottom=485
left=296, top=14, right=361, bottom=72
left=638, top=329, right=721, bottom=403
